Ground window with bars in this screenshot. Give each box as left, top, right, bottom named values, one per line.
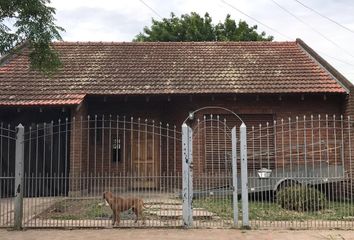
left=112, top=137, right=122, bottom=163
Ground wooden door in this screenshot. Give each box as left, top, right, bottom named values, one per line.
left=131, top=133, right=159, bottom=189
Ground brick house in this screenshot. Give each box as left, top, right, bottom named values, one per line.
left=0, top=39, right=353, bottom=194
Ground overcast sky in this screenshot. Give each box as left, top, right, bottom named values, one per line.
left=51, top=0, right=354, bottom=82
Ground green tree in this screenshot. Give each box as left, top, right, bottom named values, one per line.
left=0, top=0, right=64, bottom=74
left=215, top=14, right=272, bottom=41
left=134, top=12, right=273, bottom=42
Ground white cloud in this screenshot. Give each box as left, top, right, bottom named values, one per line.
left=50, top=0, right=354, bottom=82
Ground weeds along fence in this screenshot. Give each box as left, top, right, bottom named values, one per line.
left=0, top=114, right=353, bottom=229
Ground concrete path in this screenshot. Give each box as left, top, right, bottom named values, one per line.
left=1, top=229, right=354, bottom=240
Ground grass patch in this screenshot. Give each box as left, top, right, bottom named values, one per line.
left=38, top=199, right=114, bottom=220
left=193, top=197, right=354, bottom=221
left=85, top=200, right=112, bottom=219
left=39, top=197, right=354, bottom=222
left=39, top=198, right=152, bottom=220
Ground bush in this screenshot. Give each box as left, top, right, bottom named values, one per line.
left=276, top=185, right=327, bottom=212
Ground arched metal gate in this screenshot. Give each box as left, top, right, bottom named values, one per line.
left=181, top=107, right=249, bottom=228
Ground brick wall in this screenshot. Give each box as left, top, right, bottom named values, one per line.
left=68, top=93, right=348, bottom=191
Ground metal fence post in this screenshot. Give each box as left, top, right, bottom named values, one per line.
left=240, top=123, right=249, bottom=228
left=182, top=123, right=193, bottom=227
left=231, top=127, right=238, bottom=227
left=14, top=124, right=25, bottom=230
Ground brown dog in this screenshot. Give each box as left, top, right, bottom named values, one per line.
left=103, top=191, right=145, bottom=226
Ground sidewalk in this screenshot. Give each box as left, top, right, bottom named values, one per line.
left=1, top=229, right=353, bottom=240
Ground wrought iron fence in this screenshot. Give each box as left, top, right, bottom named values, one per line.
left=0, top=113, right=353, bottom=229
left=247, top=115, right=354, bottom=229
left=16, top=116, right=184, bottom=228
left=0, top=123, right=16, bottom=227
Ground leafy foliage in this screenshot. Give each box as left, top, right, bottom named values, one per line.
left=0, top=0, right=64, bottom=74
left=277, top=186, right=327, bottom=212
left=134, top=12, right=273, bottom=42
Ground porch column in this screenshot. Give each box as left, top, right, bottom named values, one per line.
left=69, top=102, right=88, bottom=196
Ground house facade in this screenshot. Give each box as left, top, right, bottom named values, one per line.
left=0, top=39, right=353, bottom=195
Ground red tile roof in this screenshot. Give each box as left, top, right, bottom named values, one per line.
left=0, top=40, right=349, bottom=106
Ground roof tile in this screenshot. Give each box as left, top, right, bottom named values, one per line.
left=0, top=41, right=347, bottom=106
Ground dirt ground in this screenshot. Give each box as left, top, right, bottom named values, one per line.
left=1, top=229, right=354, bottom=240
